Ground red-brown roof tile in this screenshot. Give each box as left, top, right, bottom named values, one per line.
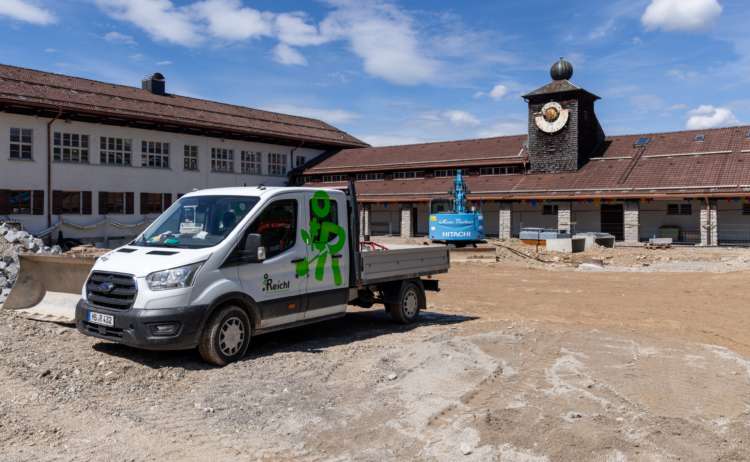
left=0, top=63, right=367, bottom=149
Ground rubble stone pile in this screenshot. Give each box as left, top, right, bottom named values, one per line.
left=0, top=224, right=62, bottom=305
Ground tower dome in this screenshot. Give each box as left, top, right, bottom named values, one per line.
left=550, top=58, right=573, bottom=81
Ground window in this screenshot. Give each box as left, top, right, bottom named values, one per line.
left=667, top=203, right=692, bottom=216
left=542, top=204, right=559, bottom=216
left=99, top=192, right=134, bottom=215
left=9, top=128, right=33, bottom=160
left=211, top=148, right=234, bottom=173
left=267, top=153, right=288, bottom=176
left=141, top=141, right=170, bottom=168
left=434, top=169, right=457, bottom=177
left=100, top=137, right=132, bottom=166
left=295, top=155, right=306, bottom=168
left=309, top=196, right=340, bottom=244
left=246, top=199, right=297, bottom=258
left=52, top=191, right=92, bottom=215
left=241, top=151, right=262, bottom=175
left=634, top=137, right=652, bottom=147
left=480, top=166, right=523, bottom=176
left=355, top=172, right=384, bottom=181
left=322, top=174, right=347, bottom=183
left=184, top=145, right=199, bottom=171
left=141, top=193, right=173, bottom=214
left=694, top=134, right=705, bottom=142
left=0, top=190, right=43, bottom=215
left=393, top=171, right=422, bottom=180
left=53, top=132, right=89, bottom=163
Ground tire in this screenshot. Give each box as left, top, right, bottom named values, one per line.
left=198, top=305, right=251, bottom=367
left=386, top=281, right=423, bottom=324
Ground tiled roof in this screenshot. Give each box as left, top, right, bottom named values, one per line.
left=522, top=80, right=599, bottom=99
left=307, top=135, right=529, bottom=173
left=307, top=125, right=750, bottom=201
left=0, top=63, right=367, bottom=149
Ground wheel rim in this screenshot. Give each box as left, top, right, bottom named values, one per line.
left=219, top=316, right=245, bottom=357
left=402, top=289, right=419, bottom=318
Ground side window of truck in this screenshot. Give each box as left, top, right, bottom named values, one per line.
left=246, top=199, right=297, bottom=258
left=309, top=197, right=339, bottom=243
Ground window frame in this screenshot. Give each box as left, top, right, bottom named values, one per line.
left=184, top=145, right=199, bottom=171
left=542, top=204, right=559, bottom=216
left=141, top=140, right=170, bottom=169
left=211, top=147, right=234, bottom=173
left=241, top=151, right=262, bottom=175
left=99, top=191, right=134, bottom=215
left=667, top=203, right=692, bottom=216
left=99, top=136, right=133, bottom=166
left=9, top=127, right=33, bottom=161
left=140, top=192, right=173, bottom=215
left=53, top=132, right=89, bottom=163
left=267, top=152, right=288, bottom=177
left=52, top=190, right=93, bottom=215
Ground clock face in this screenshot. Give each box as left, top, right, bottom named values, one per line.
left=535, top=101, right=569, bottom=134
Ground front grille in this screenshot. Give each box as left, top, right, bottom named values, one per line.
left=82, top=321, right=124, bottom=338
left=86, top=271, right=137, bottom=310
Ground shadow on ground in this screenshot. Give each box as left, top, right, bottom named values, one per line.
left=92, top=309, right=476, bottom=370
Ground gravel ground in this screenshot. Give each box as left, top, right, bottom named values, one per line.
left=2, top=250, right=750, bottom=461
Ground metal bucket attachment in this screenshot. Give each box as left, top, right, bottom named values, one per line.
left=3, top=254, right=96, bottom=324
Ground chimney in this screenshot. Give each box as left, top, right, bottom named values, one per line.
left=142, top=72, right=166, bottom=95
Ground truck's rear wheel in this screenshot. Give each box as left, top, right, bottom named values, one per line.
left=198, top=306, right=251, bottom=367
left=386, top=281, right=423, bottom=324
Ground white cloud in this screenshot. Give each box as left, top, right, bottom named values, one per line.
left=642, top=0, right=722, bottom=32
left=44, top=47, right=57, bottom=53
left=190, top=0, right=273, bottom=41
left=104, top=31, right=136, bottom=45
left=489, top=84, right=509, bottom=101
left=95, top=0, right=441, bottom=85
left=589, top=18, right=616, bottom=40
left=275, top=12, right=329, bottom=46
left=686, top=105, right=738, bottom=130
left=361, top=134, right=427, bottom=147
left=95, top=0, right=201, bottom=46
left=262, top=104, right=358, bottom=124
left=0, top=0, right=56, bottom=25
left=272, top=44, right=308, bottom=66
left=156, top=60, right=173, bottom=66
left=320, top=1, right=439, bottom=85
left=477, top=119, right=527, bottom=138
left=442, top=110, right=480, bottom=127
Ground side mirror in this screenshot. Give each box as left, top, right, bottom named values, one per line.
left=243, top=233, right=266, bottom=263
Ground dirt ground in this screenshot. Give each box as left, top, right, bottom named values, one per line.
left=2, top=243, right=750, bottom=461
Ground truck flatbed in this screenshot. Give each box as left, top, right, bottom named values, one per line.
left=359, top=244, right=449, bottom=285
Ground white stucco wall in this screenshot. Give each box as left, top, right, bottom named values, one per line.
left=717, top=200, right=750, bottom=243
left=639, top=200, right=701, bottom=243
left=0, top=112, right=324, bottom=241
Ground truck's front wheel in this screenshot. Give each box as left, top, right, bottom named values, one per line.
left=198, top=306, right=251, bottom=366
left=386, top=281, right=424, bottom=324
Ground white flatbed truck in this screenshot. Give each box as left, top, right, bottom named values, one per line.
left=75, top=184, right=449, bottom=366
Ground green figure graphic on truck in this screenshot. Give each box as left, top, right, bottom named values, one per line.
left=296, top=190, right=347, bottom=286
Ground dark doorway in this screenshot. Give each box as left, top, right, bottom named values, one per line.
left=412, top=207, right=419, bottom=236
left=600, top=204, right=624, bottom=240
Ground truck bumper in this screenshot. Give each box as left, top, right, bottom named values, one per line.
left=75, top=299, right=210, bottom=351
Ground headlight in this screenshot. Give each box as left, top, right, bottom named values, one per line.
left=146, top=263, right=202, bottom=291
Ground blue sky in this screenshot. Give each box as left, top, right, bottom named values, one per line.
left=0, top=0, right=747, bottom=146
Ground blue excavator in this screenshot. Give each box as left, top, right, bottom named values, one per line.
left=429, top=169, right=485, bottom=247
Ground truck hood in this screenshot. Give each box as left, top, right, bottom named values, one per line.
left=92, top=246, right=213, bottom=278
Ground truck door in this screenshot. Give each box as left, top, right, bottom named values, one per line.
left=237, top=192, right=309, bottom=329
left=300, top=190, right=350, bottom=320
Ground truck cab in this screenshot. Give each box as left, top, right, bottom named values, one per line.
left=76, top=186, right=449, bottom=366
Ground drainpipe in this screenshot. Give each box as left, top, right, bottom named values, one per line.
left=46, top=108, right=63, bottom=231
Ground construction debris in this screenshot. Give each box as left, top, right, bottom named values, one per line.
left=0, top=224, right=62, bottom=305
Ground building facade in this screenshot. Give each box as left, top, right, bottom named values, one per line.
left=302, top=59, right=750, bottom=246
left=0, top=65, right=365, bottom=245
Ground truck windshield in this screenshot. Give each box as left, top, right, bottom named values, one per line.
left=133, top=195, right=260, bottom=249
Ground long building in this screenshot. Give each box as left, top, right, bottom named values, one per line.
left=0, top=64, right=366, bottom=245
left=301, top=59, right=750, bottom=246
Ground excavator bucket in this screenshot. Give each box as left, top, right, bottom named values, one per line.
left=3, top=254, right=96, bottom=324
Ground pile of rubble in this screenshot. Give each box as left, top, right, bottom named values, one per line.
left=0, top=224, right=62, bottom=305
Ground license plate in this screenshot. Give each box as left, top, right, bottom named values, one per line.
left=88, top=311, right=114, bottom=327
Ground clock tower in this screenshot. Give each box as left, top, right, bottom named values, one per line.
left=523, top=58, right=605, bottom=173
